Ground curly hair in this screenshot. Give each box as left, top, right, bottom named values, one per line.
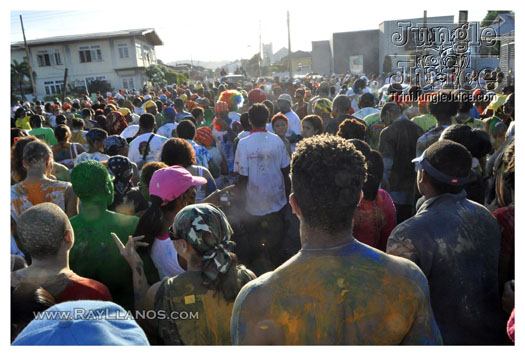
left=161, top=138, right=196, bottom=167
left=291, top=134, right=366, bottom=234
left=337, top=118, right=367, bottom=141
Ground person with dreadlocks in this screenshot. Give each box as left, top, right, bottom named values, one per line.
left=112, top=203, right=256, bottom=345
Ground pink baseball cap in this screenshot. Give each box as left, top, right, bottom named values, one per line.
left=149, top=166, right=207, bottom=205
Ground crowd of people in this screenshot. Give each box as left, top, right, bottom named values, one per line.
left=10, top=69, right=515, bottom=345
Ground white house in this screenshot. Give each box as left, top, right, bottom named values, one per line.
left=11, top=28, right=163, bottom=99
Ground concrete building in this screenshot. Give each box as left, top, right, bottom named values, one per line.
left=331, top=30, right=379, bottom=75
left=11, top=28, right=163, bottom=99
left=378, top=15, right=455, bottom=74
left=487, top=13, right=515, bottom=74
left=280, top=50, right=312, bottom=74
left=311, top=40, right=332, bottom=75
left=499, top=30, right=515, bottom=74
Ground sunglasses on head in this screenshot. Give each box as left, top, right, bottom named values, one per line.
left=168, top=225, right=182, bottom=241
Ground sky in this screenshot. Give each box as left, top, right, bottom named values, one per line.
left=8, top=1, right=493, bottom=64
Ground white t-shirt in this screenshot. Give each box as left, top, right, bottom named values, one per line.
left=120, top=124, right=140, bottom=139
left=157, top=122, right=178, bottom=138
left=234, top=131, right=290, bottom=216
left=130, top=113, right=140, bottom=124
left=151, top=236, right=185, bottom=279
left=237, top=131, right=250, bottom=141
left=74, top=151, right=110, bottom=166
left=128, top=133, right=168, bottom=165
left=265, top=110, right=301, bottom=136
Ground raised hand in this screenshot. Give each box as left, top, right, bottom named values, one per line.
left=110, top=232, right=148, bottom=267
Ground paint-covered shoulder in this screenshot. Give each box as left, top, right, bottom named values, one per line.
left=234, top=271, right=276, bottom=311
left=239, top=270, right=273, bottom=296
left=107, top=210, right=139, bottom=226
left=384, top=252, right=429, bottom=293
left=231, top=271, right=275, bottom=344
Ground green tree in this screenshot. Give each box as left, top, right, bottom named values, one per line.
left=11, top=59, right=35, bottom=100
left=145, top=64, right=167, bottom=86
left=481, top=11, right=511, bottom=27
left=164, top=70, right=178, bottom=85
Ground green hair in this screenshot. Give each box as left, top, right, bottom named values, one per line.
left=71, top=160, right=114, bottom=205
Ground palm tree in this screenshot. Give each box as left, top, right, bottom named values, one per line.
left=11, top=59, right=34, bottom=100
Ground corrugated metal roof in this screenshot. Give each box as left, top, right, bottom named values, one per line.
left=11, top=28, right=163, bottom=48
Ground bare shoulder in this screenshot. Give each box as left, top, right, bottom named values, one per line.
left=235, top=270, right=274, bottom=308
left=381, top=250, right=429, bottom=294
left=231, top=270, right=282, bottom=344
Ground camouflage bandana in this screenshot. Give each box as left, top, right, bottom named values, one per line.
left=175, top=203, right=235, bottom=281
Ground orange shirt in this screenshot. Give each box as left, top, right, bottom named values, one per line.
left=11, top=180, right=70, bottom=221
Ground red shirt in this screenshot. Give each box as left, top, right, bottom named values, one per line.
left=352, top=189, right=396, bottom=251
left=55, top=274, right=113, bottom=303
left=12, top=271, right=112, bottom=303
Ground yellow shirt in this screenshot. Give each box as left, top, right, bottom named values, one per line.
left=15, top=116, right=32, bottom=130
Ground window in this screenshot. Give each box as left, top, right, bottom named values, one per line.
left=43, top=80, right=64, bottom=95
left=142, top=45, right=151, bottom=63
left=85, top=76, right=107, bottom=84
left=79, top=45, right=102, bottom=63
left=122, top=77, right=135, bottom=90
left=37, top=49, right=62, bottom=67
left=118, top=43, right=129, bottom=59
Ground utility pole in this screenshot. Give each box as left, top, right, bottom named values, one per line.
left=287, top=11, right=292, bottom=81
left=61, top=68, right=68, bottom=103
left=458, top=10, right=468, bottom=89
left=418, top=10, right=428, bottom=88
left=19, top=15, right=37, bottom=100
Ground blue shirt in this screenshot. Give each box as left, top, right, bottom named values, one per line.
left=387, top=191, right=507, bottom=345
left=176, top=111, right=193, bottom=122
